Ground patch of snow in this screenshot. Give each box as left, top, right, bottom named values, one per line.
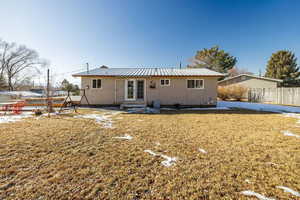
left=160, top=155, right=177, bottom=167
left=181, top=107, right=230, bottom=111
left=276, top=186, right=300, bottom=197
left=144, top=150, right=158, bottom=156
left=218, top=101, right=300, bottom=113
left=0, top=112, right=33, bottom=124
left=113, top=134, right=133, bottom=140
left=160, top=108, right=177, bottom=111
left=245, top=179, right=251, bottom=184
left=42, top=112, right=59, bottom=116
left=241, top=190, right=275, bottom=200
left=282, top=113, right=300, bottom=124
left=127, top=107, right=160, bottom=114
left=144, top=149, right=177, bottom=167
left=281, top=130, right=300, bottom=139
left=0, top=91, right=43, bottom=98
left=198, top=148, right=207, bottom=154
left=74, top=113, right=116, bottom=128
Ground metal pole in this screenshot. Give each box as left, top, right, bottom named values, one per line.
left=47, top=69, right=53, bottom=117
left=47, top=69, right=50, bottom=117
left=86, top=63, right=89, bottom=74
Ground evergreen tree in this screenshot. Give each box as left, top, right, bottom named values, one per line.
left=265, top=50, right=300, bottom=81
left=189, top=46, right=237, bottom=73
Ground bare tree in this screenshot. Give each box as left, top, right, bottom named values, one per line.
left=227, top=67, right=253, bottom=77
left=0, top=39, right=46, bottom=90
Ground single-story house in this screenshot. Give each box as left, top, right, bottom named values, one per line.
left=218, top=74, right=283, bottom=88
left=72, top=67, right=224, bottom=107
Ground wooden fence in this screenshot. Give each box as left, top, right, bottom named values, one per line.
left=248, top=88, right=300, bottom=106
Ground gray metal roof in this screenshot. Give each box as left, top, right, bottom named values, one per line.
left=73, top=67, right=224, bottom=77
left=218, top=74, right=283, bottom=83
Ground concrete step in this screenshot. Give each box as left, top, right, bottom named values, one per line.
left=120, top=103, right=146, bottom=109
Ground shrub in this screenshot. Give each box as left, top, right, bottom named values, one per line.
left=218, top=85, right=248, bottom=101
left=217, top=86, right=229, bottom=100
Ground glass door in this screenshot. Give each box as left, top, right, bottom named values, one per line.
left=125, top=80, right=135, bottom=100
left=137, top=80, right=144, bottom=100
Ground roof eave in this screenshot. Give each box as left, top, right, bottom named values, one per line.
left=72, top=74, right=224, bottom=78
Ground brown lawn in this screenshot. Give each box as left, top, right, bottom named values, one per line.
left=0, top=109, right=299, bottom=200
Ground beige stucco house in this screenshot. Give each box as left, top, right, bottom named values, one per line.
left=73, top=67, right=224, bottom=107
left=218, top=74, right=283, bottom=88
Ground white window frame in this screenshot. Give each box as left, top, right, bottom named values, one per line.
left=91, top=79, right=102, bottom=89
left=125, top=79, right=136, bottom=101
left=187, top=79, right=204, bottom=89
left=160, top=79, right=170, bottom=86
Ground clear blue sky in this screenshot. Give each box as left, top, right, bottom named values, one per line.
left=1, top=0, right=300, bottom=84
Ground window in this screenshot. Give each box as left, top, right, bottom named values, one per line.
left=160, top=79, right=170, bottom=86
left=187, top=79, right=204, bottom=89
left=92, top=79, right=101, bottom=88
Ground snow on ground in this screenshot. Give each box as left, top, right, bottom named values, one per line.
left=144, top=149, right=177, bottom=167
left=144, top=150, right=158, bottom=156
left=218, top=101, right=300, bottom=113
left=240, top=191, right=275, bottom=200
left=74, top=111, right=121, bottom=129
left=0, top=112, right=33, bottom=124
left=245, top=179, right=251, bottom=184
left=0, top=91, right=42, bottom=97
left=281, top=130, right=300, bottom=139
left=160, top=155, right=177, bottom=167
left=113, top=134, right=133, bottom=140
left=127, top=107, right=160, bottom=114
left=282, top=113, right=300, bottom=124
left=181, top=107, right=230, bottom=111
left=276, top=186, right=300, bottom=197
left=198, top=148, right=207, bottom=154
left=160, top=107, right=230, bottom=111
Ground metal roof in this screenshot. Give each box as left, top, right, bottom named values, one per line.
left=73, top=67, right=224, bottom=77
left=218, top=74, right=283, bottom=83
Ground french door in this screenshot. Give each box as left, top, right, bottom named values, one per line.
left=125, top=80, right=144, bottom=101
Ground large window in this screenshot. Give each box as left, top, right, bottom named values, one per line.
left=92, top=79, right=102, bottom=88
left=160, top=79, right=170, bottom=86
left=187, top=79, right=204, bottom=89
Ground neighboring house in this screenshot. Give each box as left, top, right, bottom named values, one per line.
left=218, top=74, right=283, bottom=88
left=72, top=67, right=224, bottom=107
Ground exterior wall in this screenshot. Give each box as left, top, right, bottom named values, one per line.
left=145, top=77, right=218, bottom=105
left=219, top=76, right=279, bottom=89
left=80, top=76, right=219, bottom=106
left=80, top=77, right=116, bottom=105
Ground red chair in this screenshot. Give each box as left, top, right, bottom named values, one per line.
left=12, top=101, right=25, bottom=114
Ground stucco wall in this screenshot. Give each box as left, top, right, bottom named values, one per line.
left=80, top=76, right=218, bottom=106
left=219, top=76, right=279, bottom=88
left=81, top=77, right=115, bottom=105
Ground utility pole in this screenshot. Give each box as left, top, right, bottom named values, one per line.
left=259, top=69, right=262, bottom=77
left=180, top=61, right=182, bottom=69
left=86, top=63, right=89, bottom=74
left=46, top=69, right=53, bottom=117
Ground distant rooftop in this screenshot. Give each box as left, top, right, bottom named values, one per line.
left=218, top=74, right=283, bottom=83
left=73, top=67, right=224, bottom=77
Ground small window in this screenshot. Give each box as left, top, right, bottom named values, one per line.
left=92, top=79, right=101, bottom=88
left=160, top=79, right=170, bottom=86
left=187, top=79, right=204, bottom=89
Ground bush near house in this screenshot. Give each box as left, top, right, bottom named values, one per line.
left=218, top=85, right=248, bottom=101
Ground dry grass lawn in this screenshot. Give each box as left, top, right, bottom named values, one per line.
left=0, top=108, right=300, bottom=199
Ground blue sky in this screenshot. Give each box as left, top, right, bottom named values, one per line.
left=1, top=0, right=300, bottom=84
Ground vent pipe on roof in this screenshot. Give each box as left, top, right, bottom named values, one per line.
left=86, top=63, right=89, bottom=74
